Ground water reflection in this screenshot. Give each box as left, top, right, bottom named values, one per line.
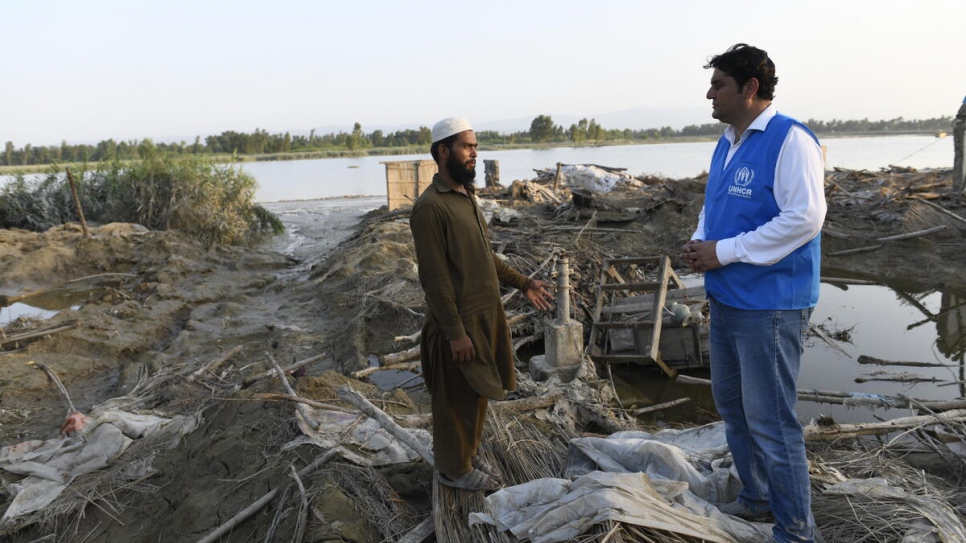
left=618, top=278, right=966, bottom=426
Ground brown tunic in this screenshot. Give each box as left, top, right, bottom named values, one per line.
left=410, top=175, right=531, bottom=400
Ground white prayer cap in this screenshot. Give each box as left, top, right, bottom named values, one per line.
left=431, top=117, right=473, bottom=143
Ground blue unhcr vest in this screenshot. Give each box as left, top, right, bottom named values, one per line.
left=704, top=114, right=821, bottom=310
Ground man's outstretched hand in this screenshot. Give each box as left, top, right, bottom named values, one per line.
left=525, top=279, right=555, bottom=311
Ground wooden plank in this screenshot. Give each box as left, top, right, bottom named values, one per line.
left=601, top=286, right=706, bottom=314
left=598, top=256, right=663, bottom=266
left=600, top=281, right=663, bottom=291
left=589, top=353, right=655, bottom=363
left=647, top=257, right=677, bottom=378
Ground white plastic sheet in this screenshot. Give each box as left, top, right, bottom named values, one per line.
left=470, top=422, right=771, bottom=542
left=297, top=407, right=431, bottom=466
left=560, top=165, right=638, bottom=194
left=0, top=409, right=199, bottom=525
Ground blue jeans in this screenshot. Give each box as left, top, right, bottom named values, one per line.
left=709, top=297, right=816, bottom=543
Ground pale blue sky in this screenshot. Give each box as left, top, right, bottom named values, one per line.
left=2, top=0, right=964, bottom=146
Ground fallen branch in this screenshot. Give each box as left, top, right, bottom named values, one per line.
left=195, top=448, right=339, bottom=543
left=875, top=225, right=947, bottom=242
left=32, top=362, right=77, bottom=414
left=189, top=345, right=243, bottom=381
left=397, top=516, right=435, bottom=543
left=632, top=397, right=691, bottom=415
left=857, top=354, right=956, bottom=368
left=336, top=384, right=435, bottom=465
left=809, top=324, right=852, bottom=359
left=0, top=320, right=78, bottom=347
left=268, top=352, right=319, bottom=430
left=803, top=409, right=966, bottom=442
left=675, top=374, right=711, bottom=386
left=378, top=345, right=421, bottom=366
left=512, top=333, right=541, bottom=351
left=394, top=331, right=421, bottom=343
left=251, top=392, right=354, bottom=413
left=827, top=245, right=882, bottom=257
left=289, top=465, right=309, bottom=543
left=855, top=371, right=942, bottom=383
left=351, top=361, right=420, bottom=379
left=915, top=197, right=966, bottom=225
left=243, top=352, right=327, bottom=386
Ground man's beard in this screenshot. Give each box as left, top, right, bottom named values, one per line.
left=445, top=152, right=476, bottom=191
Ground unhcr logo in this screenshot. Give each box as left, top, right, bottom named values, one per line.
left=728, top=166, right=755, bottom=198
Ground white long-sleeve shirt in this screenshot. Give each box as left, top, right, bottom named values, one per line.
left=692, top=105, right=827, bottom=266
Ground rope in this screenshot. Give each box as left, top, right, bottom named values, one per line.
left=892, top=134, right=947, bottom=165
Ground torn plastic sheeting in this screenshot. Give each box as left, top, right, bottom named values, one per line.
left=469, top=471, right=768, bottom=543
left=561, top=165, right=635, bottom=194
left=0, top=409, right=200, bottom=525
left=297, top=407, right=431, bottom=466
left=477, top=199, right=523, bottom=224
left=471, top=423, right=773, bottom=542
left=566, top=423, right=738, bottom=503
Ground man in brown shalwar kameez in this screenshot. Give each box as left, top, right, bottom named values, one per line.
left=410, top=117, right=554, bottom=491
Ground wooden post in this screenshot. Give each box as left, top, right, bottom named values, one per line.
left=65, top=167, right=90, bottom=239
left=484, top=159, right=500, bottom=188
left=953, top=97, right=966, bottom=194
left=553, top=162, right=563, bottom=190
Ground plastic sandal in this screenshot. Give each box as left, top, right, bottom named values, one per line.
left=472, top=455, right=504, bottom=484
left=438, top=468, right=502, bottom=492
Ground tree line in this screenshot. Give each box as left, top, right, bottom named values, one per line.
left=3, top=115, right=955, bottom=167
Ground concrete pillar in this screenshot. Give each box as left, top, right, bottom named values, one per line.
left=954, top=96, right=966, bottom=194
left=531, top=256, right=584, bottom=381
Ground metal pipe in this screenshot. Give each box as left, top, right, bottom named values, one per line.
left=556, top=256, right=570, bottom=321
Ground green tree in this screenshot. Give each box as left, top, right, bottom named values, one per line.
left=588, top=119, right=603, bottom=143
left=530, top=115, right=555, bottom=143
left=4, top=141, right=13, bottom=166
left=347, top=122, right=364, bottom=151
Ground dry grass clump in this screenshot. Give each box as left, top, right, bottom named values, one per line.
left=0, top=143, right=283, bottom=246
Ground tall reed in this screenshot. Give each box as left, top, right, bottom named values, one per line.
left=0, top=144, right=283, bottom=246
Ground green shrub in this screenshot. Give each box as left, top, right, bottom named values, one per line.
left=0, top=145, right=283, bottom=246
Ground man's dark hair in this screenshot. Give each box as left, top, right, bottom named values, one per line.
left=430, top=134, right=459, bottom=162
left=705, top=43, right=778, bottom=101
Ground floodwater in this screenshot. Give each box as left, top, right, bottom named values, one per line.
left=241, top=134, right=954, bottom=202
left=615, top=279, right=966, bottom=426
